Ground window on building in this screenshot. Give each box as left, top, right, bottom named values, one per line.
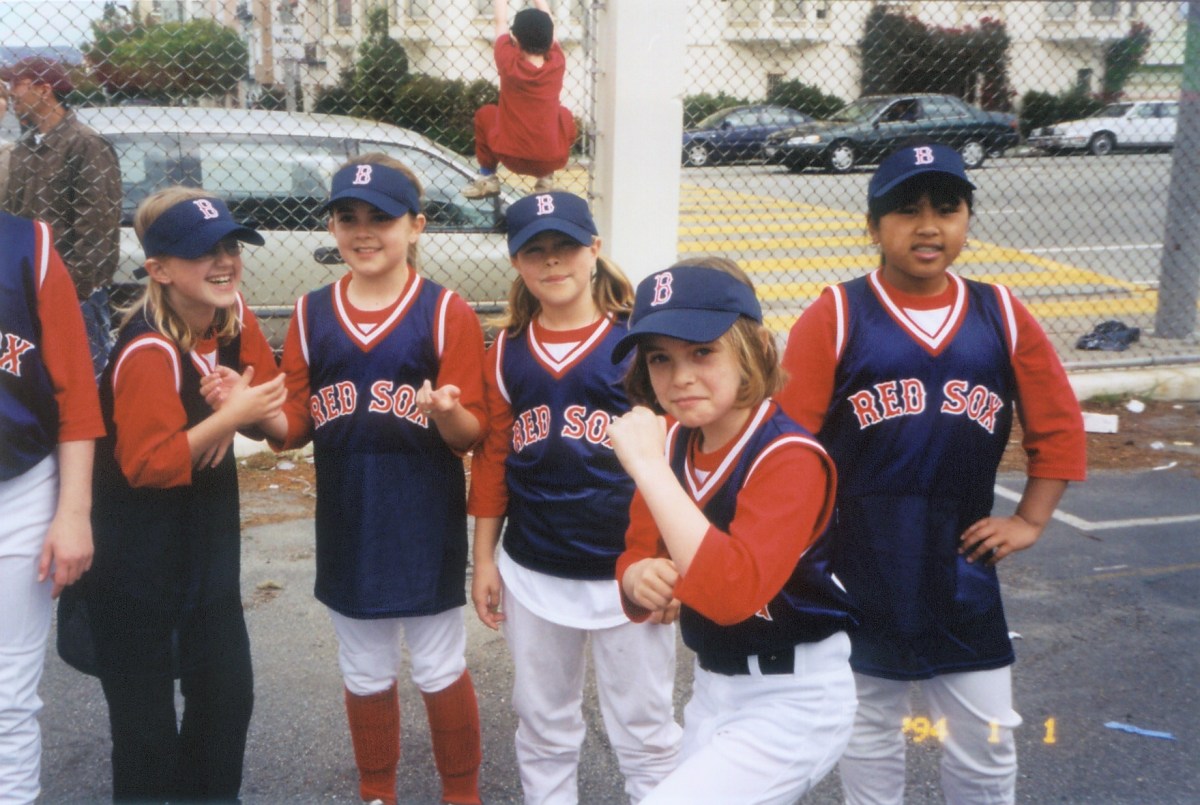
left=1090, top=1, right=1119, bottom=18
left=1076, top=67, right=1093, bottom=92
left=814, top=0, right=830, bottom=20
left=336, top=0, right=353, bottom=27
left=1046, top=1, right=1076, bottom=18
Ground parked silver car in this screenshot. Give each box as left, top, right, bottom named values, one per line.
left=78, top=106, right=516, bottom=345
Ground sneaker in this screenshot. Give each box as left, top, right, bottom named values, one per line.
left=533, top=174, right=556, bottom=193
left=462, top=174, right=500, bottom=199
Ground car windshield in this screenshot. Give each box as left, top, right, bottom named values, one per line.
left=829, top=98, right=889, bottom=123
left=1096, top=103, right=1132, bottom=118
left=695, top=109, right=735, bottom=129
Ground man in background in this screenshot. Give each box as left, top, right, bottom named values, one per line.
left=1, top=57, right=121, bottom=377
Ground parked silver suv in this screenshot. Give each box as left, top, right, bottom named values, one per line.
left=79, top=106, right=515, bottom=344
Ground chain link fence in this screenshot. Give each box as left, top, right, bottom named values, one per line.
left=1, top=0, right=1193, bottom=366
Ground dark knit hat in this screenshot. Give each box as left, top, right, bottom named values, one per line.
left=512, top=8, right=553, bottom=54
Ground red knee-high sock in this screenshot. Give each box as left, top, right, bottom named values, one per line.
left=344, top=683, right=400, bottom=805
left=421, top=670, right=482, bottom=805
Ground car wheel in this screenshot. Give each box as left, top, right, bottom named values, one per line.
left=959, top=140, right=986, bottom=169
left=684, top=142, right=711, bottom=167
left=827, top=141, right=855, bottom=173
left=1089, top=132, right=1116, bottom=156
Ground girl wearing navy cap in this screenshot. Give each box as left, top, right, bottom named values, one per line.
left=779, top=143, right=1085, bottom=804
left=76, top=186, right=287, bottom=801
left=274, top=153, right=487, bottom=805
left=469, top=191, right=682, bottom=803
left=608, top=257, right=857, bottom=804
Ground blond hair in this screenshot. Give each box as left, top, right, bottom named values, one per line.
left=330, top=152, right=425, bottom=270
left=124, top=186, right=241, bottom=352
left=624, top=256, right=784, bottom=412
left=491, top=250, right=634, bottom=336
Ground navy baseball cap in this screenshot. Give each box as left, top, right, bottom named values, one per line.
left=139, top=196, right=264, bottom=265
left=319, top=163, right=421, bottom=218
left=506, top=192, right=598, bottom=256
left=611, top=264, right=762, bottom=363
left=868, top=143, right=975, bottom=200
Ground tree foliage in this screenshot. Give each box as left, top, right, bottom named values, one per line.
left=765, top=81, right=846, bottom=119
left=344, top=4, right=410, bottom=121
left=87, top=12, right=246, bottom=102
left=859, top=8, right=1013, bottom=111
left=1102, top=22, right=1153, bottom=102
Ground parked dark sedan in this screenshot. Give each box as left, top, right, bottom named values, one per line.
left=682, top=104, right=814, bottom=167
left=763, top=94, right=1020, bottom=173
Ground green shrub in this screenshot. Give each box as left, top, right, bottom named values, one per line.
left=766, top=80, right=846, bottom=119
left=390, top=75, right=498, bottom=156
left=1020, top=89, right=1105, bottom=137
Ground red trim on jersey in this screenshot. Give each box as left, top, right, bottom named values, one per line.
left=34, top=220, right=103, bottom=442
left=868, top=269, right=967, bottom=356
left=526, top=317, right=613, bottom=379
left=331, top=271, right=424, bottom=352
left=682, top=401, right=771, bottom=505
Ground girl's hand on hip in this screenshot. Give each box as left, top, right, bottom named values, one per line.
left=959, top=514, right=1042, bottom=566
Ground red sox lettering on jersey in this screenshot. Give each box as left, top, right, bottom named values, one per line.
left=308, top=378, right=430, bottom=429
left=845, top=377, right=1005, bottom=434
left=511, top=404, right=614, bottom=452
left=0, top=332, right=36, bottom=377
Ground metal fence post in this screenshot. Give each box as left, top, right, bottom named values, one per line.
left=1155, top=0, right=1200, bottom=339
left=591, top=0, right=687, bottom=286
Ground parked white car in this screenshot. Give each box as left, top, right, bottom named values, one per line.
left=1028, top=100, right=1178, bottom=156
left=78, top=106, right=516, bottom=345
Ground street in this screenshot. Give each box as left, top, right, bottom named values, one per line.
left=678, top=151, right=1180, bottom=366
left=37, top=467, right=1200, bottom=804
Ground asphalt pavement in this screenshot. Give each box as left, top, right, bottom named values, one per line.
left=37, top=465, right=1200, bottom=804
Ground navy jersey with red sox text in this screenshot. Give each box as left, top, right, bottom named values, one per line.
left=89, top=313, right=246, bottom=624
left=645, top=402, right=856, bottom=671
left=292, top=275, right=473, bottom=618
left=0, top=214, right=58, bottom=479
left=488, top=317, right=634, bottom=579
left=818, top=271, right=1020, bottom=680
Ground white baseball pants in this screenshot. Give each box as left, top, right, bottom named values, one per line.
left=329, top=606, right=468, bottom=696
left=839, top=667, right=1022, bottom=805
left=503, top=590, right=682, bottom=805
left=0, top=455, right=57, bottom=805
left=641, top=631, right=855, bottom=805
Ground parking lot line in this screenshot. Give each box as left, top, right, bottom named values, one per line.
left=993, top=484, right=1200, bottom=532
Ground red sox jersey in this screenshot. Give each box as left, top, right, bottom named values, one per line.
left=468, top=316, right=634, bottom=580
left=779, top=270, right=1086, bottom=680
left=618, top=401, right=856, bottom=671
left=90, top=298, right=277, bottom=617
left=0, top=213, right=102, bottom=479
left=278, top=271, right=487, bottom=618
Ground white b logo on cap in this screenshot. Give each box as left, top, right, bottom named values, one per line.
left=353, top=165, right=373, bottom=185
left=651, top=272, right=674, bottom=307
left=913, top=146, right=935, bottom=165
left=193, top=199, right=220, bottom=220
left=535, top=194, right=555, bottom=216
